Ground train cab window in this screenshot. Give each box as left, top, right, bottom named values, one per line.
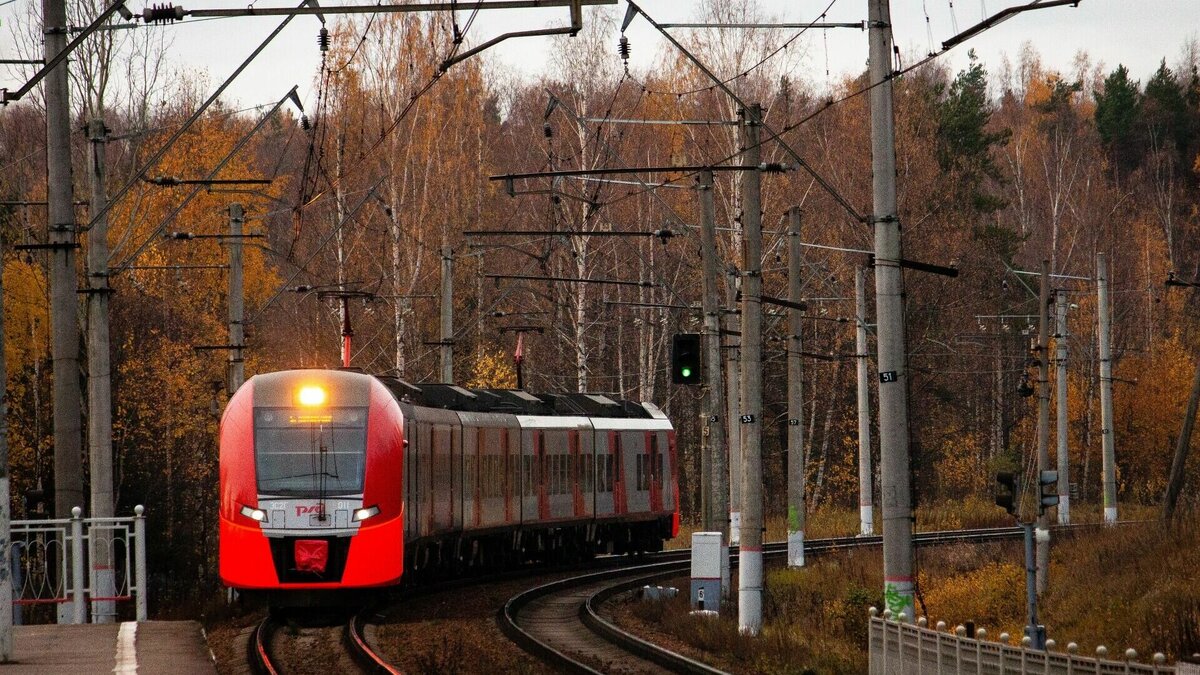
left=254, top=407, right=368, bottom=496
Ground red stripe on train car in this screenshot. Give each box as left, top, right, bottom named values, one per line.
left=669, top=430, right=680, bottom=537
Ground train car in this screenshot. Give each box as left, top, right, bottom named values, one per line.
left=219, top=370, right=406, bottom=604
left=219, top=369, right=677, bottom=603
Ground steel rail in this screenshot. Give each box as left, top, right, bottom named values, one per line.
left=501, top=525, right=1055, bottom=674
left=345, top=609, right=403, bottom=674
left=248, top=615, right=280, bottom=675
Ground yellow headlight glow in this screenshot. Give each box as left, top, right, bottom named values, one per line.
left=297, top=385, right=327, bottom=407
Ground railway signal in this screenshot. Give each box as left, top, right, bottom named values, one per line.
left=671, top=333, right=702, bottom=385
left=995, top=472, right=1018, bottom=516
left=1038, top=470, right=1060, bottom=515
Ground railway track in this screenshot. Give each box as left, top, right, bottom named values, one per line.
left=499, top=526, right=1031, bottom=674
left=248, top=607, right=401, bottom=675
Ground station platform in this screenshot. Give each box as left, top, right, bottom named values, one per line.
left=6, top=621, right=217, bottom=674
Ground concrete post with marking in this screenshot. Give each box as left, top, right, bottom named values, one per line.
left=737, top=104, right=765, bottom=635
left=786, top=207, right=805, bottom=568
left=855, top=266, right=874, bottom=535
left=1097, top=253, right=1117, bottom=523
left=869, top=0, right=915, bottom=622
left=1055, top=289, right=1070, bottom=524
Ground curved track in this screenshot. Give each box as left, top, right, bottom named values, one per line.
left=500, top=526, right=1029, bottom=674
left=248, top=608, right=400, bottom=675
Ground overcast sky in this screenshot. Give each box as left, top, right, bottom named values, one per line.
left=2, top=1, right=1199, bottom=113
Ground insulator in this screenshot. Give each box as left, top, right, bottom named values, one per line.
left=618, top=35, right=631, bottom=62
left=143, top=3, right=184, bottom=24
left=300, top=115, right=312, bottom=131
left=318, top=27, right=330, bottom=52
left=542, top=123, right=553, bottom=139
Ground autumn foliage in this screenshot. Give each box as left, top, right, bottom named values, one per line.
left=1, top=5, right=1200, bottom=613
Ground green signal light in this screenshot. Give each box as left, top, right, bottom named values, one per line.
left=680, top=367, right=692, bottom=378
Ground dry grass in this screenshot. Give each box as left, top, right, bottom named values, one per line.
left=648, top=507, right=1200, bottom=670
left=921, top=517, right=1200, bottom=660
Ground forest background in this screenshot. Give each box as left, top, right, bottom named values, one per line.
left=1, top=2, right=1200, bottom=612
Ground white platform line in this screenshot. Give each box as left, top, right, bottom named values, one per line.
left=113, top=621, right=138, bottom=674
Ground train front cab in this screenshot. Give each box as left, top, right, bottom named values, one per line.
left=219, top=370, right=405, bottom=602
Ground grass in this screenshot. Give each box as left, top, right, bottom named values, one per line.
left=646, top=503, right=1199, bottom=671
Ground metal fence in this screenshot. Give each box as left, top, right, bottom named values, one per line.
left=9, top=505, right=147, bottom=624
left=869, top=610, right=1180, bottom=675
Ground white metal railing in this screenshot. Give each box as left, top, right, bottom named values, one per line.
left=9, top=505, right=147, bottom=624
left=869, top=609, right=1179, bottom=675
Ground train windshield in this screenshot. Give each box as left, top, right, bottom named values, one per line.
left=253, top=407, right=368, bottom=496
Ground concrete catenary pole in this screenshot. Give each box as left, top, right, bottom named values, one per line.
left=1036, top=259, right=1051, bottom=595
left=855, top=266, right=874, bottom=536
left=726, top=268, right=741, bottom=547
left=45, top=0, right=83, bottom=518
left=0, top=236, right=12, bottom=657
left=228, top=204, right=245, bottom=395
left=1097, top=253, right=1117, bottom=523
left=737, top=103, right=765, bottom=635
left=44, top=0, right=84, bottom=624
left=786, top=207, right=805, bottom=568
left=698, top=170, right=727, bottom=536
left=440, top=245, right=454, bottom=383
left=87, top=118, right=116, bottom=623
left=1054, top=289, right=1070, bottom=525
left=869, top=0, right=915, bottom=621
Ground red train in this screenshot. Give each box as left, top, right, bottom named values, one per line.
left=219, top=369, right=678, bottom=603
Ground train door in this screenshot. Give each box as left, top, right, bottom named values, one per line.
left=612, top=431, right=628, bottom=515
left=504, top=427, right=516, bottom=525
left=625, top=431, right=649, bottom=513
left=403, top=417, right=417, bottom=539
left=518, top=428, right=537, bottom=525
left=594, top=431, right=613, bottom=517
left=535, top=431, right=550, bottom=520
left=431, top=423, right=453, bottom=533
left=646, top=431, right=663, bottom=513
left=463, top=425, right=479, bottom=529
left=570, top=428, right=585, bottom=518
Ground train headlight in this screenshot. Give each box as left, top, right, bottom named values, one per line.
left=297, top=385, right=327, bottom=407
left=240, top=505, right=267, bottom=522
left=352, top=505, right=380, bottom=522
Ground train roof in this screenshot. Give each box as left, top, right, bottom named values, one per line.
left=372, top=376, right=658, bottom=419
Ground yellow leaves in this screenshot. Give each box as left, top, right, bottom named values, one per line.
left=3, top=257, right=49, bottom=375
left=464, top=344, right=517, bottom=389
